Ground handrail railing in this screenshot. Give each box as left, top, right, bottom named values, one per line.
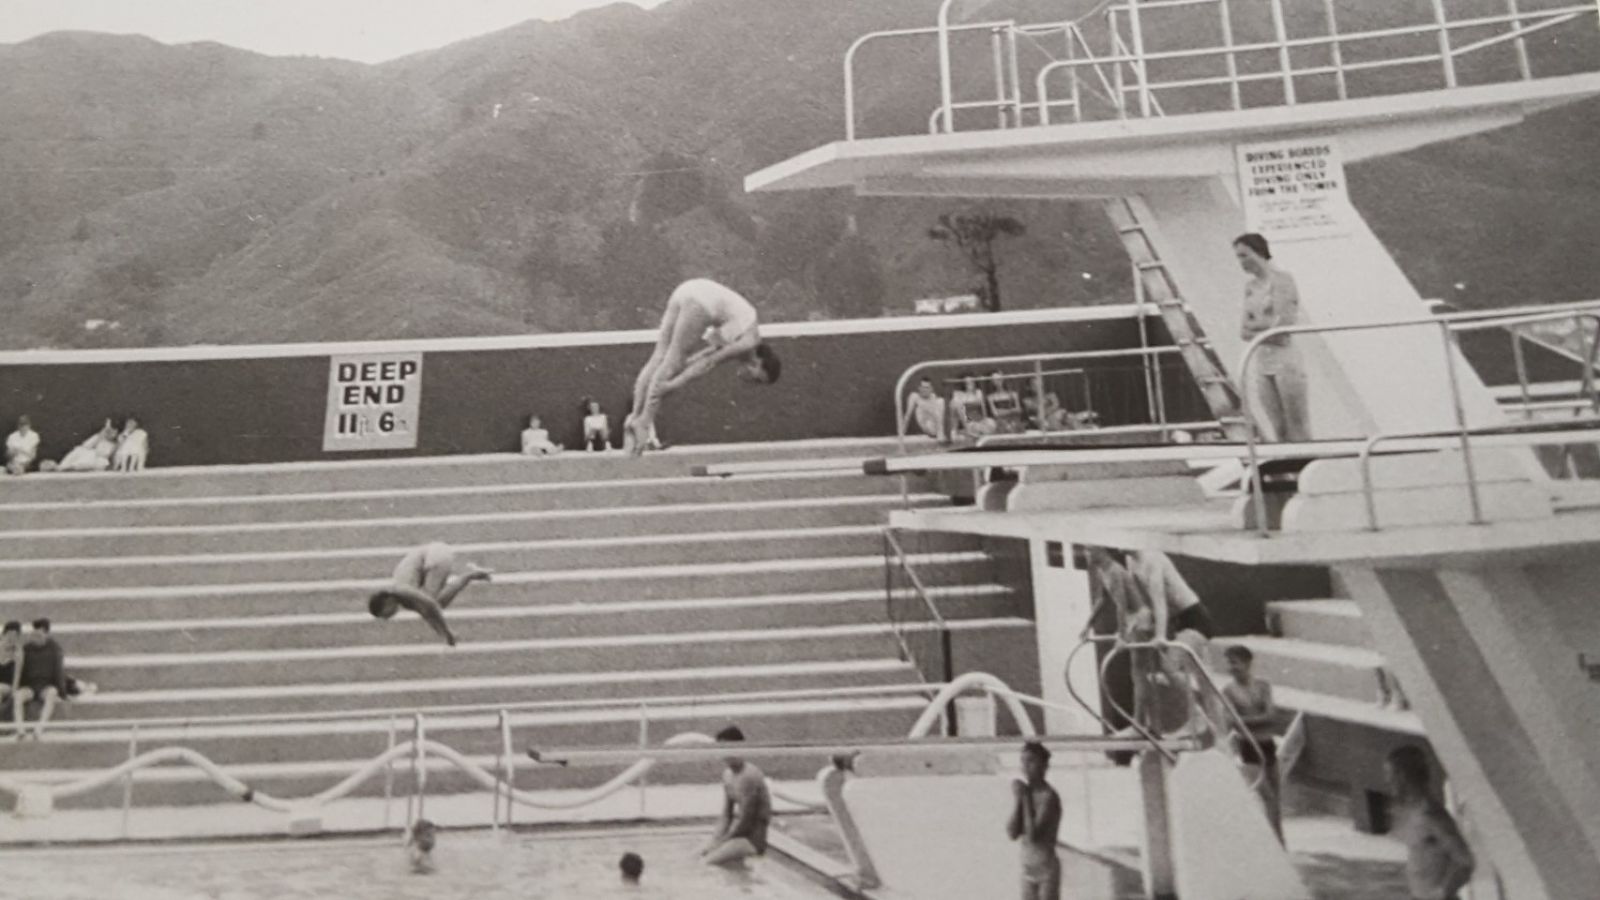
left=1239, top=299, right=1600, bottom=535
left=893, top=345, right=1185, bottom=453
left=883, top=529, right=954, bottom=712
left=857, top=1, right=1599, bottom=139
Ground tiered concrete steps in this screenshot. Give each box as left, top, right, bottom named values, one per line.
left=0, top=440, right=1038, bottom=811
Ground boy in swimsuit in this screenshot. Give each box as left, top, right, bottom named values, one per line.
left=624, top=279, right=781, bottom=456
left=1386, top=746, right=1475, bottom=900
left=1221, top=645, right=1283, bottom=843
left=367, top=542, right=492, bottom=647
left=1127, top=550, right=1216, bottom=639
left=902, top=377, right=948, bottom=441
left=1007, top=739, right=1062, bottom=900
left=699, top=725, right=772, bottom=866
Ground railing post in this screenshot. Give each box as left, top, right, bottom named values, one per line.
left=1065, top=27, right=1082, bottom=124
left=1440, top=323, right=1484, bottom=524
left=1006, top=26, right=1024, bottom=127
left=1431, top=0, right=1458, bottom=88
left=1241, top=339, right=1272, bottom=537
left=991, top=27, right=1009, bottom=129
left=1510, top=331, right=1533, bottom=419
left=1108, top=8, right=1128, bottom=118
left=120, top=724, right=139, bottom=839
left=1124, top=0, right=1154, bottom=118
left=500, top=710, right=515, bottom=830
left=491, top=710, right=507, bottom=832
left=1322, top=0, right=1348, bottom=100
left=383, top=714, right=398, bottom=830
left=412, top=713, right=427, bottom=827
left=1032, top=360, right=1048, bottom=431
left=936, top=0, right=957, bottom=133
left=1218, top=0, right=1242, bottom=110
left=941, top=629, right=957, bottom=737
left=1582, top=314, right=1600, bottom=415
left=637, top=701, right=650, bottom=816
left=1507, top=0, right=1533, bottom=80
left=1269, top=0, right=1297, bottom=104
left=844, top=43, right=859, bottom=141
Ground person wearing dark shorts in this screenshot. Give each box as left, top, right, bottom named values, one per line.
left=14, top=618, right=68, bottom=741
left=1127, top=550, right=1215, bottom=639
left=1221, top=644, right=1282, bottom=843
left=1007, top=739, right=1062, bottom=899
left=699, top=725, right=771, bottom=866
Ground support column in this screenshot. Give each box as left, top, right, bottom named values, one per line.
left=1138, top=750, right=1177, bottom=900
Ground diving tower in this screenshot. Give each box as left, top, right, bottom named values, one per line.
left=746, top=2, right=1600, bottom=898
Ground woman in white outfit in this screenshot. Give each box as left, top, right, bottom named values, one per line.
left=624, top=279, right=781, bottom=455
left=1235, top=233, right=1310, bottom=443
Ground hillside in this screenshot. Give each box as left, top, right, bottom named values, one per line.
left=0, top=0, right=1597, bottom=348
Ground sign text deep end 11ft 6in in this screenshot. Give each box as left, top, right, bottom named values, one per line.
left=322, top=352, right=424, bottom=451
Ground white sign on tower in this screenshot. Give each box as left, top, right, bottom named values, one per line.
left=1234, top=135, right=1354, bottom=243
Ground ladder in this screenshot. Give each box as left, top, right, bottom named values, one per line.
left=1104, top=194, right=1252, bottom=441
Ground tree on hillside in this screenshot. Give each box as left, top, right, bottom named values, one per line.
left=927, top=212, right=1026, bottom=312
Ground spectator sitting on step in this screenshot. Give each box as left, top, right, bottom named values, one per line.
left=901, top=377, right=948, bottom=442
left=112, top=417, right=149, bottom=472
left=5, top=416, right=41, bottom=475
left=54, top=419, right=119, bottom=472
left=520, top=415, right=563, bottom=456
left=1221, top=644, right=1283, bottom=844
left=985, top=371, right=1025, bottom=434
left=13, top=618, right=68, bottom=741
left=1386, top=746, right=1475, bottom=900
left=582, top=399, right=612, bottom=452
left=950, top=373, right=994, bottom=440
left=0, top=622, right=22, bottom=736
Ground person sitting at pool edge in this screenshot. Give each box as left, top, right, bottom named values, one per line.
left=699, top=725, right=772, bottom=866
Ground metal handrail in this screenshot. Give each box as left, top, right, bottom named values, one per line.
left=1238, top=299, right=1600, bottom=535
left=882, top=529, right=954, bottom=707
left=894, top=345, right=1184, bottom=453
left=875, top=1, right=1600, bottom=139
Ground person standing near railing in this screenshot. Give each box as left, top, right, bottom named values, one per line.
left=1235, top=233, right=1311, bottom=443
left=1221, top=644, right=1284, bottom=844
left=1007, top=739, right=1062, bottom=900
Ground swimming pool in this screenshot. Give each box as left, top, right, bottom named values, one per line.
left=4, top=826, right=845, bottom=900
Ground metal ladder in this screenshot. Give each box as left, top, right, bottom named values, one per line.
left=1104, top=194, right=1252, bottom=440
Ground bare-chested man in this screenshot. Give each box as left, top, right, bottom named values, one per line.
left=367, top=542, right=491, bottom=647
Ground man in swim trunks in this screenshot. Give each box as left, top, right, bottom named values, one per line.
left=624, top=279, right=781, bottom=456
left=699, top=725, right=772, bottom=866
left=1386, top=745, right=1475, bottom=900
left=1007, top=739, right=1062, bottom=899
left=1221, top=644, right=1283, bottom=843
left=367, top=542, right=492, bottom=647
left=1126, top=550, right=1216, bottom=639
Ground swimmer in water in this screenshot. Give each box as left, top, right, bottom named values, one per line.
left=624, top=279, right=781, bottom=456
left=619, top=851, right=644, bottom=886
left=367, top=542, right=492, bottom=647
left=408, top=818, right=438, bottom=874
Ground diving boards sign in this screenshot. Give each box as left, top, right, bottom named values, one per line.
left=322, top=352, right=424, bottom=451
left=1235, top=136, right=1354, bottom=243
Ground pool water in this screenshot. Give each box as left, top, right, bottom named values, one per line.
left=4, top=827, right=842, bottom=900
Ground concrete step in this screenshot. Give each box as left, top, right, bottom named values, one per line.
left=0, top=494, right=946, bottom=558
left=0, top=438, right=930, bottom=503
left=62, top=657, right=926, bottom=721
left=1266, top=599, right=1370, bottom=649
left=0, top=527, right=982, bottom=591
left=1208, top=635, right=1386, bottom=705
left=11, top=694, right=932, bottom=783
left=68, top=621, right=949, bottom=691
left=3, top=554, right=998, bottom=622
left=54, top=585, right=1014, bottom=656
left=0, top=472, right=911, bottom=530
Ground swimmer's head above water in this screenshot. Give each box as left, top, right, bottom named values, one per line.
left=368, top=591, right=402, bottom=619
left=735, top=343, right=781, bottom=385
left=619, top=852, right=644, bottom=884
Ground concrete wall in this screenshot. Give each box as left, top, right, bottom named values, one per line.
left=0, top=308, right=1162, bottom=468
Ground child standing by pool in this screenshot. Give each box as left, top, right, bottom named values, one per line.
left=1007, top=739, right=1062, bottom=900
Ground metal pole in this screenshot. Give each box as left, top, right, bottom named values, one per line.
left=500, top=711, right=515, bottom=830
left=1134, top=263, right=1160, bottom=428
left=1242, top=342, right=1271, bottom=537
left=1066, top=27, right=1082, bottom=123
left=1033, top=360, right=1048, bottom=431
left=1124, top=0, right=1154, bottom=118
left=937, top=0, right=958, bottom=133
left=941, top=628, right=957, bottom=738
left=638, top=701, right=651, bottom=816
left=1323, top=0, right=1348, bottom=100
left=1439, top=324, right=1484, bottom=523
left=1507, top=0, right=1532, bottom=79
left=383, top=715, right=397, bottom=830
left=1219, top=0, right=1242, bottom=110
left=1269, top=0, right=1297, bottom=104
left=1109, top=9, right=1128, bottom=118
left=492, top=710, right=507, bottom=832
left=1432, top=0, right=1458, bottom=88
left=120, top=725, right=139, bottom=839
left=1510, top=332, right=1532, bottom=419
left=413, top=713, right=427, bottom=827
left=1006, top=26, right=1024, bottom=127
left=992, top=27, right=1009, bottom=129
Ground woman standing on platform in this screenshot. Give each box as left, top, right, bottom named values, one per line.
left=1235, top=233, right=1311, bottom=442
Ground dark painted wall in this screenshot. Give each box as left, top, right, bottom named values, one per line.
left=0, top=315, right=1159, bottom=468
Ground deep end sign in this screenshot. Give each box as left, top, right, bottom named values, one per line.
left=322, top=352, right=424, bottom=451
